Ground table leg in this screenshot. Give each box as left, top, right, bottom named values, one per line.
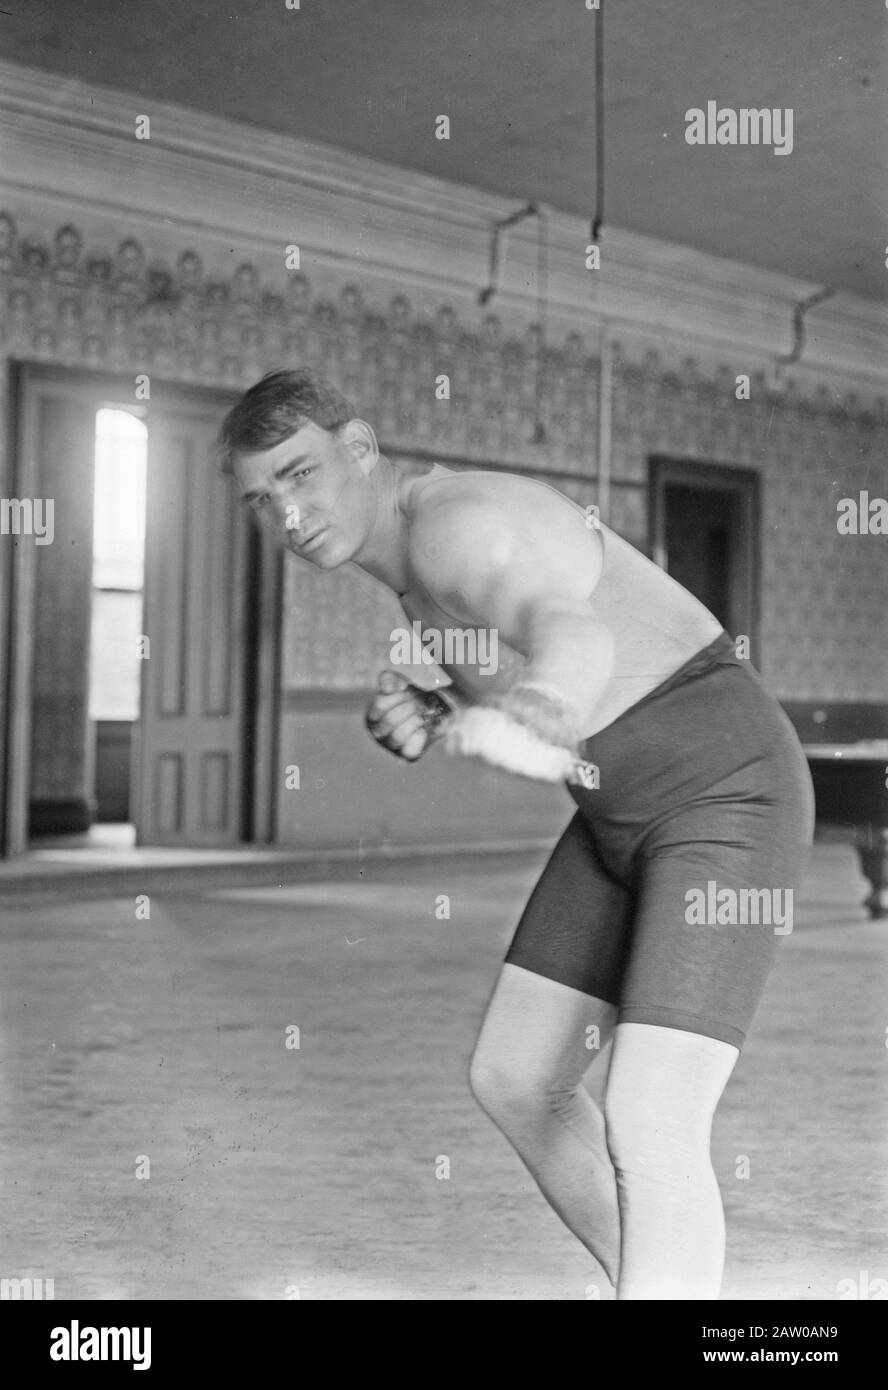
left=859, top=830, right=888, bottom=920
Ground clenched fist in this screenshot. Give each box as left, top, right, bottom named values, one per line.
left=364, top=670, right=456, bottom=762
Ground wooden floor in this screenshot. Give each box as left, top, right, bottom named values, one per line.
left=1, top=842, right=885, bottom=1300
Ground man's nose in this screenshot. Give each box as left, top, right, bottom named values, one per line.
left=269, top=488, right=302, bottom=532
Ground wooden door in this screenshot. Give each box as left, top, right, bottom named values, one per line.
left=135, top=403, right=249, bottom=845
left=3, top=371, right=96, bottom=854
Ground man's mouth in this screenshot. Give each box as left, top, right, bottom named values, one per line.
left=297, top=527, right=327, bottom=552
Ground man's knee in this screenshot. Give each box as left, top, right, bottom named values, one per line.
left=468, top=1043, right=528, bottom=1123
left=604, top=1070, right=710, bottom=1181
left=604, top=1022, right=738, bottom=1175
left=603, top=1077, right=657, bottom=1174
left=469, top=1039, right=578, bottom=1131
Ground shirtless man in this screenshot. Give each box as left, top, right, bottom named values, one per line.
left=220, top=367, right=814, bottom=1300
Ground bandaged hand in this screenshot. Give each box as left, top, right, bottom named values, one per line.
left=444, top=682, right=592, bottom=784
left=491, top=683, right=582, bottom=750
left=364, top=670, right=456, bottom=762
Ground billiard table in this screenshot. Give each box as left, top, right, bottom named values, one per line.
left=804, top=743, right=888, bottom=919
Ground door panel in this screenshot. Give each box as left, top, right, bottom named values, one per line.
left=136, top=405, right=248, bottom=845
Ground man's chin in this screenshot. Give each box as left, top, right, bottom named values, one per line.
left=286, top=536, right=346, bottom=569
left=306, top=550, right=343, bottom=570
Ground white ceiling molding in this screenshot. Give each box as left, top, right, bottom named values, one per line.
left=1, top=58, right=886, bottom=394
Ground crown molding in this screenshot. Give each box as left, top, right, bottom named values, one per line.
left=1, top=57, right=886, bottom=390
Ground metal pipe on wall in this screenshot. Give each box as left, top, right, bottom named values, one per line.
left=597, top=324, right=614, bottom=524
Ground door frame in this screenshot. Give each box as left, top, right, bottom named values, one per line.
left=648, top=455, right=761, bottom=654
left=1, top=361, right=281, bottom=857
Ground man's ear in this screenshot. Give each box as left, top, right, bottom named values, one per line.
left=341, top=419, right=379, bottom=475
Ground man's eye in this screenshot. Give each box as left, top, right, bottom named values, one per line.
left=246, top=465, right=314, bottom=512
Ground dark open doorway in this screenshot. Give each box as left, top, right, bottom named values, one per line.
left=649, top=457, right=760, bottom=651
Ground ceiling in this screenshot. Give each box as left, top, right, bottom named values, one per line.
left=2, top=0, right=885, bottom=299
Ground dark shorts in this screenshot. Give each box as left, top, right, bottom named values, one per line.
left=504, top=632, right=815, bottom=1049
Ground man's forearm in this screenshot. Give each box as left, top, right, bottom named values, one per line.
left=513, top=610, right=615, bottom=738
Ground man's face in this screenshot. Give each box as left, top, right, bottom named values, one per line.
left=233, top=420, right=375, bottom=568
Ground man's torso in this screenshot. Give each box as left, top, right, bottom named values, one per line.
left=395, top=463, right=724, bottom=737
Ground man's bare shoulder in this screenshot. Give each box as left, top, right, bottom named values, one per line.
left=405, top=467, right=602, bottom=592
left=411, top=465, right=578, bottom=508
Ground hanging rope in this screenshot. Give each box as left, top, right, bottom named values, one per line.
left=531, top=206, right=549, bottom=443
left=591, top=3, right=605, bottom=243
left=478, top=200, right=549, bottom=442
left=476, top=3, right=605, bottom=442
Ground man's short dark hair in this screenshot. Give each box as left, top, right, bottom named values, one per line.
left=218, top=368, right=356, bottom=473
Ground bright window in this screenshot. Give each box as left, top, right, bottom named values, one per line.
left=88, top=408, right=148, bottom=722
